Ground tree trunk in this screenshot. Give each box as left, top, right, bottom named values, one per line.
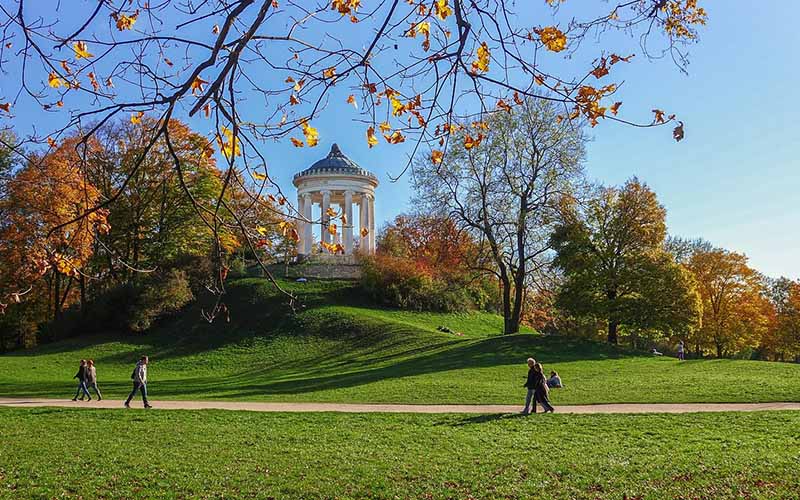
left=608, top=319, right=619, bottom=344
left=715, top=342, right=723, bottom=358
left=53, top=273, right=61, bottom=322
left=606, top=288, right=618, bottom=344
left=501, top=275, right=515, bottom=334
left=79, top=273, right=87, bottom=318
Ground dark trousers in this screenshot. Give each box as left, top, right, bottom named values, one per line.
left=536, top=389, right=554, bottom=412
left=125, top=381, right=149, bottom=406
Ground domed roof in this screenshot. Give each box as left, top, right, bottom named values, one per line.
left=293, top=143, right=377, bottom=181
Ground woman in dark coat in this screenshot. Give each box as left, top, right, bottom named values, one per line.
left=533, top=363, right=555, bottom=413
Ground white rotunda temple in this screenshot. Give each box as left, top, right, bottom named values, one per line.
left=293, top=144, right=379, bottom=256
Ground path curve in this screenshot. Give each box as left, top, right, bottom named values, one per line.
left=1, top=398, right=799, bottom=414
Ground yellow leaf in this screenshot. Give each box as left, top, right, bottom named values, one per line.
left=379, top=121, right=391, bottom=133
left=464, top=133, right=484, bottom=150
left=328, top=223, right=338, bottom=236
left=73, top=41, right=94, bottom=59
left=48, top=72, right=64, bottom=89
left=471, top=42, right=490, bottom=73
left=130, top=111, right=144, bottom=125
left=326, top=207, right=338, bottom=217
left=256, top=226, right=269, bottom=236
left=301, top=120, right=319, bottom=147
left=433, top=0, right=451, bottom=20
left=253, top=171, right=267, bottom=181
left=431, top=150, right=444, bottom=165
left=323, top=67, right=336, bottom=79
left=217, top=126, right=242, bottom=159
left=366, top=126, right=379, bottom=148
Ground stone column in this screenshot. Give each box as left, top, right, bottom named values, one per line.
left=302, top=193, right=313, bottom=254
left=359, top=195, right=368, bottom=253
left=296, top=194, right=305, bottom=255
left=368, top=194, right=376, bottom=254
left=343, top=190, right=354, bottom=254
left=321, top=190, right=331, bottom=245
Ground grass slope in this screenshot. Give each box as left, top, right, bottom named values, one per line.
left=1, top=278, right=799, bottom=404
left=1, top=407, right=799, bottom=499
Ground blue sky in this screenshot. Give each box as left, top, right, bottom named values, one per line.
left=4, top=1, right=799, bottom=279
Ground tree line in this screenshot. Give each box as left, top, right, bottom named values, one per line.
left=368, top=99, right=800, bottom=362
left=0, top=120, right=290, bottom=351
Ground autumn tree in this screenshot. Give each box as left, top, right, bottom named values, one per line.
left=686, top=248, right=770, bottom=358
left=414, top=99, right=585, bottom=333
left=0, top=0, right=707, bottom=315
left=0, top=138, right=109, bottom=321
left=551, top=178, right=701, bottom=344
left=764, top=278, right=800, bottom=362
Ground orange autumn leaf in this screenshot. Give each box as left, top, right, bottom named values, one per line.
left=464, top=133, right=484, bottom=150
left=322, top=66, right=336, bottom=79
left=212, top=24, right=220, bottom=35
left=431, top=150, right=444, bottom=165
left=0, top=102, right=10, bottom=113
left=291, top=137, right=304, bottom=147
left=203, top=103, right=211, bottom=118
left=652, top=109, right=666, bottom=124
left=289, top=94, right=300, bottom=105
left=383, top=130, right=405, bottom=144
left=673, top=121, right=685, bottom=142
left=191, top=76, right=208, bottom=96
left=346, top=94, right=358, bottom=109
left=360, top=227, right=369, bottom=237
left=328, top=223, right=338, bottom=236
left=496, top=99, right=512, bottom=113
left=112, top=10, right=139, bottom=31
left=130, top=111, right=144, bottom=124
left=379, top=121, right=391, bottom=133
left=535, top=26, right=567, bottom=52
left=610, top=101, right=622, bottom=116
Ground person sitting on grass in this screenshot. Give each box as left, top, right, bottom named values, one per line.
left=86, top=359, right=102, bottom=401
left=651, top=348, right=663, bottom=356
left=547, top=370, right=563, bottom=389
left=71, top=359, right=91, bottom=402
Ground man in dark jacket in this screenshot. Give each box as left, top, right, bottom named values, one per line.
left=521, top=358, right=537, bottom=414
left=71, top=359, right=91, bottom=401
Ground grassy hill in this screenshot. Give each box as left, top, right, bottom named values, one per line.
left=1, top=278, right=799, bottom=405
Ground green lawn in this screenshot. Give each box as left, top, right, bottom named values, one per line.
left=1, top=407, right=798, bottom=499
left=2, top=278, right=800, bottom=405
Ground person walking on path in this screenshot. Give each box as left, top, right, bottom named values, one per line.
left=533, top=362, right=555, bottom=413
left=521, top=358, right=537, bottom=414
left=71, top=360, right=91, bottom=401
left=85, top=359, right=102, bottom=401
left=124, top=356, right=152, bottom=409
left=677, top=340, right=685, bottom=361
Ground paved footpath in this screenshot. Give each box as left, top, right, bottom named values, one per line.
left=1, top=398, right=799, bottom=414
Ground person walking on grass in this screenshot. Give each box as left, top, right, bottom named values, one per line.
left=86, top=359, right=102, bottom=401
left=533, top=363, right=555, bottom=413
left=521, top=358, right=537, bottom=415
left=72, top=359, right=91, bottom=401
left=124, top=356, right=152, bottom=409
left=677, top=340, right=685, bottom=361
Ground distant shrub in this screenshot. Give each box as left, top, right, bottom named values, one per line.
left=127, top=269, right=194, bottom=332
left=361, top=255, right=474, bottom=312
